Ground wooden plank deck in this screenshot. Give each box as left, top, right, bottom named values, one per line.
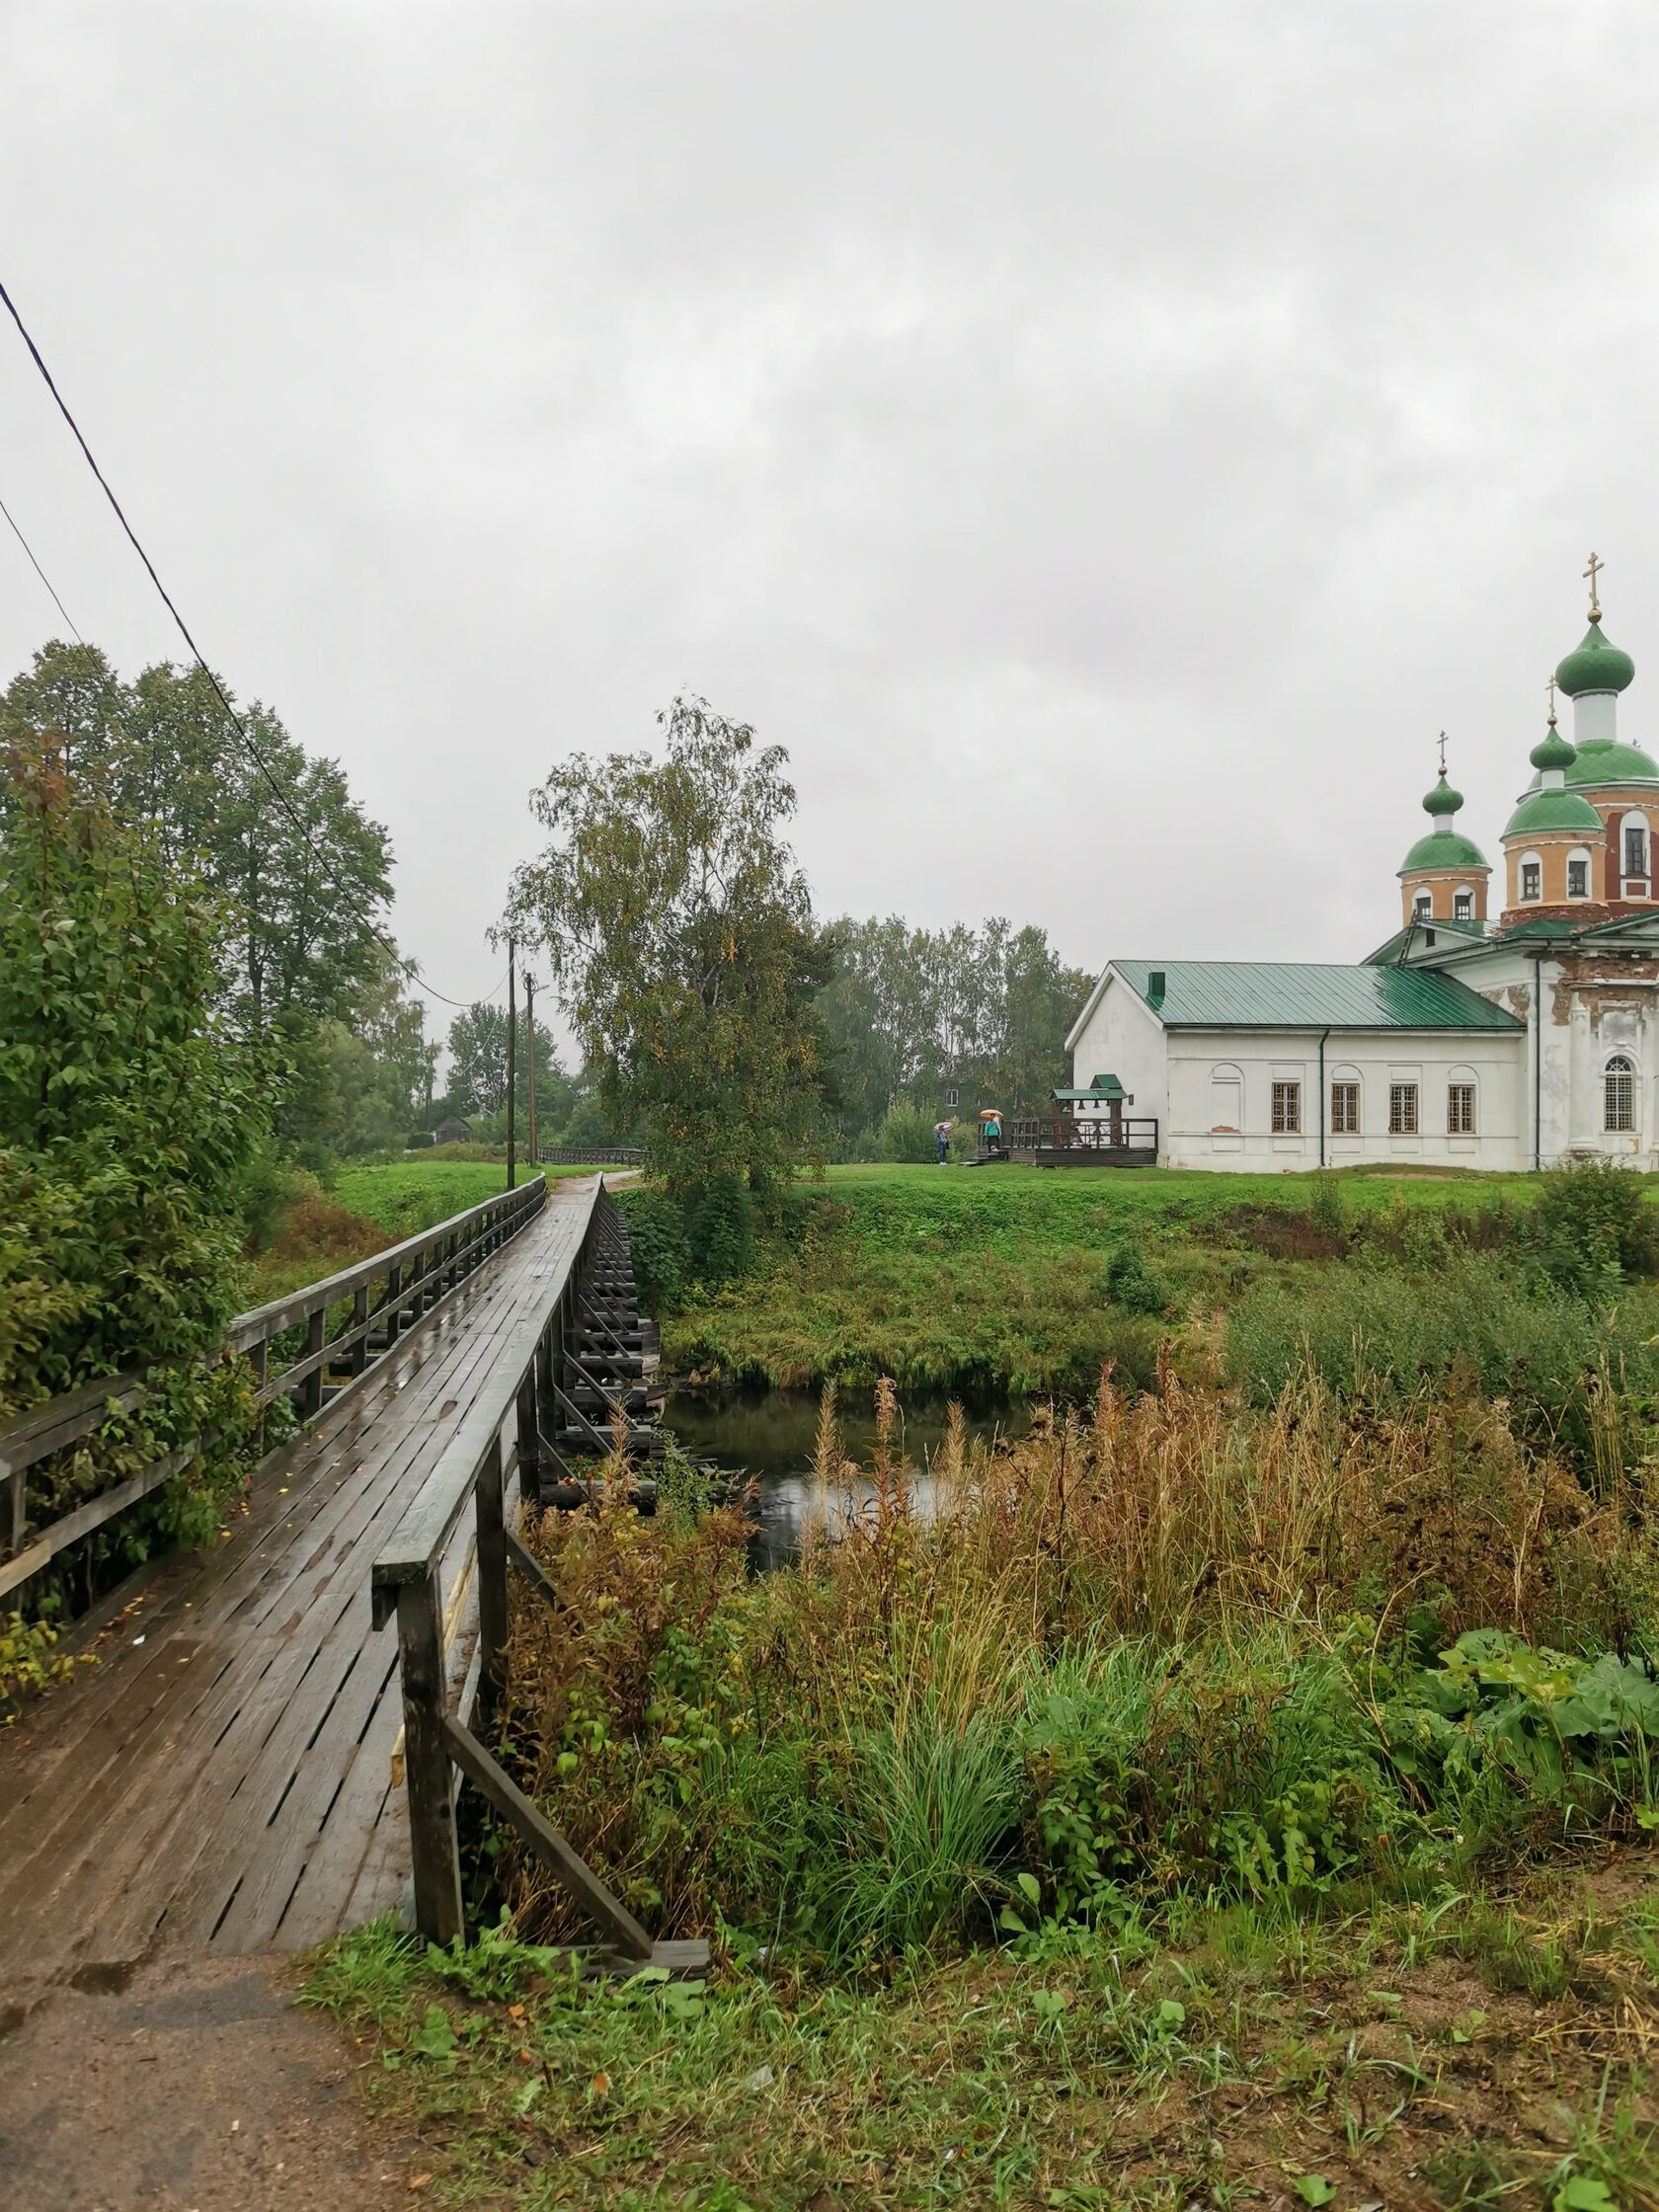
left=0, top=1180, right=596, bottom=1985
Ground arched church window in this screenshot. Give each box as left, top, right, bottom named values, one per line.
left=1519, top=852, right=1542, bottom=903
left=1453, top=887, right=1474, bottom=920
left=1413, top=891, right=1432, bottom=920
left=1567, top=849, right=1591, bottom=900
left=1606, top=1055, right=1636, bottom=1134
left=1622, top=815, right=1650, bottom=883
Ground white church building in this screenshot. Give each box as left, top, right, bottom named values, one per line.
left=1066, top=565, right=1659, bottom=1172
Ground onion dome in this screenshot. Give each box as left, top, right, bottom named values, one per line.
left=1503, top=786, right=1603, bottom=838
left=1399, top=767, right=1488, bottom=874
left=1530, top=720, right=1576, bottom=775
left=1556, top=614, right=1635, bottom=698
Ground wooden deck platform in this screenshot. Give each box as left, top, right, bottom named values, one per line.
left=0, top=1182, right=598, bottom=1986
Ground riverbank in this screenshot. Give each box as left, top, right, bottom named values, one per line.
left=650, top=1160, right=1626, bottom=1398
left=306, top=1365, right=1659, bottom=2207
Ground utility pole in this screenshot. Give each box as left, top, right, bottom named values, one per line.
left=506, top=936, right=517, bottom=1190
left=523, top=972, right=538, bottom=1172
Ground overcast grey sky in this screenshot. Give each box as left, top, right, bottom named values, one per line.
left=4, top=2, right=1658, bottom=1032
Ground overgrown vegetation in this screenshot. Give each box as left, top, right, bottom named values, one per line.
left=309, top=1352, right=1659, bottom=2206
left=0, top=733, right=272, bottom=1689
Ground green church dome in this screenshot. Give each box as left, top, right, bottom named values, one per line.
left=1530, top=721, right=1576, bottom=774
left=1504, top=787, right=1604, bottom=838
left=1528, top=738, right=1659, bottom=790
left=1398, top=829, right=1488, bottom=875
left=1422, top=768, right=1462, bottom=816
left=1556, top=615, right=1635, bottom=698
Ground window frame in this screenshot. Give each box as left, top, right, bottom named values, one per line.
left=1606, top=1054, right=1636, bottom=1134
left=1412, top=890, right=1432, bottom=920
left=1270, top=1078, right=1302, bottom=1135
left=1447, top=1081, right=1476, bottom=1136
left=1453, top=888, right=1474, bottom=921
left=1329, top=1079, right=1360, bottom=1135
left=1520, top=857, right=1541, bottom=903
left=1388, top=1081, right=1420, bottom=1136
left=1624, top=819, right=1650, bottom=881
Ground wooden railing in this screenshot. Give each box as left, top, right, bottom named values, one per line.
left=370, top=1180, right=705, bottom=1971
left=535, top=1145, right=646, bottom=1167
left=0, top=1176, right=548, bottom=1607
left=1047, top=1114, right=1160, bottom=1152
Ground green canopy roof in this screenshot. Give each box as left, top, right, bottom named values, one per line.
left=1399, top=829, right=1489, bottom=874
left=1053, top=1073, right=1127, bottom=1102
left=1556, top=615, right=1634, bottom=698
left=1503, top=787, right=1604, bottom=838
left=1530, top=737, right=1659, bottom=789
left=1112, top=961, right=1523, bottom=1032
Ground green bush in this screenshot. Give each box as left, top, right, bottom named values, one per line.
left=879, top=1105, right=940, bottom=1163
left=1100, top=1231, right=1167, bottom=1317
left=0, top=737, right=271, bottom=1623
left=685, top=1173, right=755, bottom=1287
left=620, top=1187, right=693, bottom=1309
left=1527, top=1157, right=1659, bottom=1300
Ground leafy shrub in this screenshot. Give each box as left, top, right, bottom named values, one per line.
left=879, top=1105, right=941, bottom=1163
left=620, top=1187, right=693, bottom=1309
left=1308, top=1170, right=1346, bottom=1241
left=1100, top=1232, right=1167, bottom=1317
left=1527, top=1157, right=1659, bottom=1300
left=0, top=738, right=272, bottom=1623
left=686, top=1173, right=755, bottom=1287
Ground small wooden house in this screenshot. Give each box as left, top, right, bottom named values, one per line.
left=433, top=1115, right=473, bottom=1146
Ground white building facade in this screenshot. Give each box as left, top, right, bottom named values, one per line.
left=1066, top=576, right=1659, bottom=1173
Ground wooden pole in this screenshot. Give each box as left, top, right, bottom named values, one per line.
left=524, top=972, right=538, bottom=1170
left=506, top=936, right=517, bottom=1191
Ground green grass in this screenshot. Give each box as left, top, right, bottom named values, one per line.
left=658, top=1162, right=1547, bottom=1394
left=304, top=1869, right=1659, bottom=2209
left=335, top=1159, right=604, bottom=1240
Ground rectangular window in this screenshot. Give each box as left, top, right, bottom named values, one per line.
left=1521, top=861, right=1541, bottom=902
left=1448, top=1082, right=1476, bottom=1135
left=1271, top=1080, right=1301, bottom=1134
left=1330, top=1081, right=1359, bottom=1135
left=1454, top=891, right=1473, bottom=920
left=943, top=1087, right=958, bottom=1108
left=1413, top=893, right=1432, bottom=919
left=1607, top=1066, right=1635, bottom=1133
left=1567, top=859, right=1589, bottom=899
left=1389, top=1082, right=1419, bottom=1135
left=1626, top=827, right=1648, bottom=878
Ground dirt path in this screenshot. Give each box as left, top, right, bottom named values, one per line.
left=0, top=1955, right=411, bottom=2212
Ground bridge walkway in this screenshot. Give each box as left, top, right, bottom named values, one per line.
left=0, top=1181, right=594, bottom=1985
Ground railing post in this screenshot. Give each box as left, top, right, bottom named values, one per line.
left=351, top=1285, right=369, bottom=1376
left=386, top=1262, right=404, bottom=1345
left=300, top=1305, right=325, bottom=1421
left=516, top=1373, right=541, bottom=1511
left=249, top=1335, right=269, bottom=1456
left=475, top=1433, right=510, bottom=1704
left=395, top=1568, right=464, bottom=1945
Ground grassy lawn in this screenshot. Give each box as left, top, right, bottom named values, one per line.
left=306, top=1861, right=1659, bottom=2211
left=657, top=1162, right=1554, bottom=1395
left=240, top=1160, right=616, bottom=1308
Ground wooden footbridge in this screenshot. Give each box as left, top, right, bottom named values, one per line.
left=0, top=1173, right=699, bottom=1985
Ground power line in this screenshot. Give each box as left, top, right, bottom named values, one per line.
left=0, top=274, right=497, bottom=1018
left=0, top=488, right=82, bottom=640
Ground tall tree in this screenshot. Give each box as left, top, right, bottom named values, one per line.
left=0, top=641, right=395, bottom=1035
left=506, top=694, right=829, bottom=1195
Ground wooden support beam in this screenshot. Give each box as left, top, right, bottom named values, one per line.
left=440, top=1711, right=653, bottom=1958
left=396, top=1570, right=464, bottom=1946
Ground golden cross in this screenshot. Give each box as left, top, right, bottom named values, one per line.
left=1585, top=551, right=1604, bottom=617
left=1545, top=672, right=1558, bottom=721
left=1438, top=730, right=1448, bottom=772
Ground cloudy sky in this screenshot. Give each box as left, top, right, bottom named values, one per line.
left=5, top=2, right=1659, bottom=1034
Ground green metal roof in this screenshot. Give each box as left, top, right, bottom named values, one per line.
left=1556, top=616, right=1634, bottom=698
left=1112, top=960, right=1523, bottom=1032
left=1530, top=737, right=1659, bottom=788
left=1399, top=828, right=1489, bottom=873
left=1503, top=787, right=1604, bottom=837
left=1053, top=1072, right=1127, bottom=1102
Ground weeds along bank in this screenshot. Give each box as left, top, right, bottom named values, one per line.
left=307, top=1370, right=1659, bottom=2206
left=633, top=1161, right=1659, bottom=1427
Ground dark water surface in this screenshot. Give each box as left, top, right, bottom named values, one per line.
left=661, top=1386, right=1032, bottom=1567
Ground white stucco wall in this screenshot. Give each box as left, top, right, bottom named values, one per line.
left=1066, top=973, right=1169, bottom=1136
